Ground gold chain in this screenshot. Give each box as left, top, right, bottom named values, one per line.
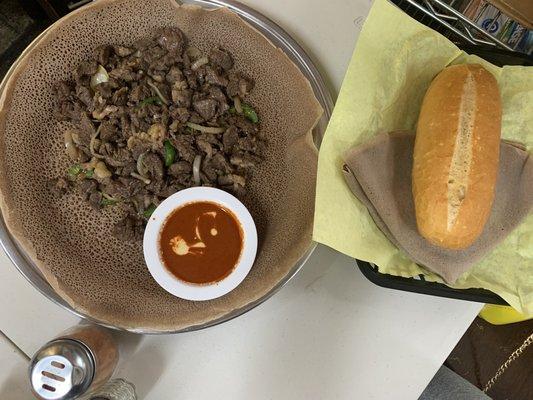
left=483, top=332, right=533, bottom=393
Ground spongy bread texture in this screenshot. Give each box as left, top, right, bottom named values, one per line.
left=0, top=0, right=323, bottom=331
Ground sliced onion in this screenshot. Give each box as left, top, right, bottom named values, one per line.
left=192, top=155, right=202, bottom=186
left=94, top=161, right=112, bottom=179
left=92, top=105, right=118, bottom=120
left=64, top=130, right=80, bottom=161
left=191, top=56, right=208, bottom=71
left=137, top=153, right=147, bottom=177
left=186, top=122, right=225, bottom=134
left=89, top=124, right=105, bottom=159
left=147, top=81, right=168, bottom=105
left=102, top=192, right=118, bottom=201
left=90, top=65, right=109, bottom=90
left=186, top=46, right=202, bottom=60
left=70, top=131, right=81, bottom=145
left=233, top=96, right=243, bottom=114
left=131, top=172, right=151, bottom=185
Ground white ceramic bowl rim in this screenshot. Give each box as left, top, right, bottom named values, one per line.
left=143, top=187, right=257, bottom=301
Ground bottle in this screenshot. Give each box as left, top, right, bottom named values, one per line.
left=29, top=324, right=119, bottom=400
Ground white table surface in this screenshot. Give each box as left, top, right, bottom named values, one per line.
left=0, top=332, right=32, bottom=400
left=0, top=0, right=483, bottom=398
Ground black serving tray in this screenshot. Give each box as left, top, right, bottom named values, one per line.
left=357, top=262, right=508, bottom=304
left=357, top=2, right=531, bottom=305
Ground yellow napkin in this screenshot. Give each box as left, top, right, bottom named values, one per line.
left=313, top=0, right=533, bottom=315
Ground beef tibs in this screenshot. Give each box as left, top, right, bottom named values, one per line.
left=53, top=28, right=264, bottom=240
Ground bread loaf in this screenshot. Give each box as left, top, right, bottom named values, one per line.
left=412, top=64, right=501, bottom=249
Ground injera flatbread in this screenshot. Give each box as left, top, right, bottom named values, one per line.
left=0, top=0, right=323, bottom=331
left=343, top=132, right=533, bottom=283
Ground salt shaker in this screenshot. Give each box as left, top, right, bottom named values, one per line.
left=29, top=324, right=119, bottom=399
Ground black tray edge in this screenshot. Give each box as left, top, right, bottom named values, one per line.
left=357, top=260, right=508, bottom=305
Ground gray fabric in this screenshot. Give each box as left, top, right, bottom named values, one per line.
left=342, top=131, right=533, bottom=283
left=419, top=366, right=491, bottom=400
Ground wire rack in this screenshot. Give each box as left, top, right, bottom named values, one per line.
left=392, top=0, right=525, bottom=52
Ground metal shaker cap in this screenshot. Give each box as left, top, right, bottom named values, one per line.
left=29, top=339, right=95, bottom=400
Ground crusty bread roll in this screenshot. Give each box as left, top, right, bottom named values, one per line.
left=412, top=64, right=501, bottom=250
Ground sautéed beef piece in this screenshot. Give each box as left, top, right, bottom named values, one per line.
left=52, top=28, right=264, bottom=240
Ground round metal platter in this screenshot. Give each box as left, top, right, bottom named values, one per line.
left=0, top=0, right=334, bottom=333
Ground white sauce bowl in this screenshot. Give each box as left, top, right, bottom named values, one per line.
left=143, top=187, right=257, bottom=301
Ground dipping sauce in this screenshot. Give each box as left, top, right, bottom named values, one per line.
left=159, top=201, right=243, bottom=284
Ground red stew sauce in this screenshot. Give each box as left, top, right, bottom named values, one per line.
left=159, top=201, right=243, bottom=284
